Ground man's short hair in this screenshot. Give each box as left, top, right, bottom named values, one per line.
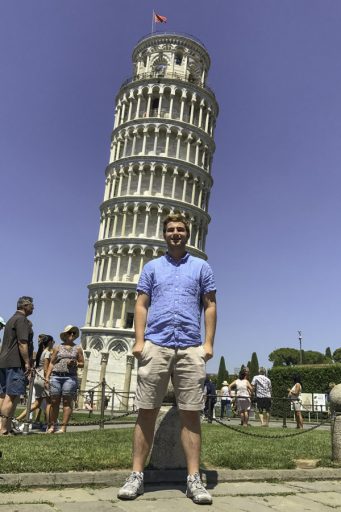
left=259, top=367, right=267, bottom=375
left=17, top=296, right=34, bottom=310
left=163, top=214, right=190, bottom=236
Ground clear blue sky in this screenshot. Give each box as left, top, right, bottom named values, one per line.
left=1, top=1, right=341, bottom=373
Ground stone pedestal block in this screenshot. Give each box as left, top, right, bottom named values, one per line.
left=330, top=383, right=341, bottom=462
left=149, top=406, right=186, bottom=469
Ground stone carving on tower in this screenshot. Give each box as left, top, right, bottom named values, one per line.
left=81, top=32, right=218, bottom=400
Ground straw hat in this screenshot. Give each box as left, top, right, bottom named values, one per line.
left=222, top=380, right=229, bottom=386
left=60, top=325, right=80, bottom=342
left=0, top=316, right=6, bottom=326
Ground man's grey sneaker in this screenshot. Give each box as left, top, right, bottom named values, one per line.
left=117, top=472, right=144, bottom=500
left=186, top=473, right=212, bottom=505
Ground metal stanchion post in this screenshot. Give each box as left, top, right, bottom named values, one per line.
left=111, top=387, right=115, bottom=414
left=90, top=390, right=94, bottom=415
left=99, top=379, right=106, bottom=430
left=208, top=395, right=212, bottom=424
left=23, top=370, right=35, bottom=435
left=282, top=398, right=287, bottom=428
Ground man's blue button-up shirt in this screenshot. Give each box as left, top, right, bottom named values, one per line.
left=137, top=252, right=216, bottom=348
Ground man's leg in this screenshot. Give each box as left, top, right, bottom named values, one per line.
left=0, top=394, right=19, bottom=433
left=264, top=411, right=270, bottom=426
left=258, top=411, right=264, bottom=425
left=132, top=408, right=159, bottom=472
left=179, top=409, right=201, bottom=475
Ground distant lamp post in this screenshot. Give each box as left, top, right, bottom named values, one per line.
left=298, top=330, right=303, bottom=364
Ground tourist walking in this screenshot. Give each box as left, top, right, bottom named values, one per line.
left=251, top=368, right=272, bottom=427
left=45, top=325, right=84, bottom=433
left=0, top=297, right=34, bottom=435
left=118, top=214, right=217, bottom=505
left=288, top=374, right=303, bottom=429
left=15, top=335, right=54, bottom=428
left=204, top=376, right=217, bottom=422
left=229, top=368, right=252, bottom=426
left=220, top=380, right=232, bottom=420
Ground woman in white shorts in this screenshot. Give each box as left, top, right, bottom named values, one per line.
left=288, top=374, right=303, bottom=429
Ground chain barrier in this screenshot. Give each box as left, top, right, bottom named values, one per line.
left=205, top=393, right=338, bottom=439
left=212, top=415, right=334, bottom=439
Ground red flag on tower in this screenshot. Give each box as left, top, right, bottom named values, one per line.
left=154, top=12, right=167, bottom=23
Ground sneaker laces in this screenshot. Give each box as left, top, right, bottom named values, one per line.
left=126, top=472, right=142, bottom=484
left=189, top=474, right=206, bottom=491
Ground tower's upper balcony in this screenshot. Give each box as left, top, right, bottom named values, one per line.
left=119, top=32, right=214, bottom=98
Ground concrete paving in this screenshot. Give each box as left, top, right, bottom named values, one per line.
left=1, top=470, right=341, bottom=511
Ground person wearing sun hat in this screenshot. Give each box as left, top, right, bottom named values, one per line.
left=220, top=380, right=232, bottom=420
left=45, top=325, right=83, bottom=433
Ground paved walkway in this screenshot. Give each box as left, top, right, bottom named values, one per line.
left=1, top=470, right=341, bottom=511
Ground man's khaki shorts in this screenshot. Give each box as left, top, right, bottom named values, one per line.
left=135, top=340, right=206, bottom=411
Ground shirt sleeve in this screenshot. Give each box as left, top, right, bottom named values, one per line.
left=251, top=377, right=256, bottom=386
left=15, top=316, right=30, bottom=342
left=200, top=262, right=216, bottom=295
left=136, top=262, right=153, bottom=296
left=44, top=350, right=51, bottom=360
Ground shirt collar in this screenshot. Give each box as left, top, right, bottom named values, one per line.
left=165, top=251, right=190, bottom=265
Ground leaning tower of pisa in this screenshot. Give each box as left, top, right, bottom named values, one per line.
left=80, top=32, right=218, bottom=398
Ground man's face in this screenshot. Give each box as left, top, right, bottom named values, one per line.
left=22, top=302, right=34, bottom=317
left=164, top=221, right=190, bottom=250
left=0, top=324, right=4, bottom=331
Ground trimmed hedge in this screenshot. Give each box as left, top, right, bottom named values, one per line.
left=268, top=364, right=341, bottom=417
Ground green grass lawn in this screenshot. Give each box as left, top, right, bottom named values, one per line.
left=0, top=425, right=332, bottom=473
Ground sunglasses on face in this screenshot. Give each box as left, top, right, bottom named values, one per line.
left=67, top=331, right=77, bottom=337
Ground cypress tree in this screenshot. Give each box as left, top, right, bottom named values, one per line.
left=217, top=356, right=229, bottom=389
left=249, top=352, right=259, bottom=380
left=325, top=347, right=332, bottom=359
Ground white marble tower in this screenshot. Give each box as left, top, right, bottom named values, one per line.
left=81, top=32, right=218, bottom=399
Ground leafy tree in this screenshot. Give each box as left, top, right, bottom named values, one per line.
left=216, top=356, right=229, bottom=389
left=325, top=347, right=332, bottom=359
left=303, top=350, right=330, bottom=365
left=333, top=348, right=341, bottom=363
left=268, top=348, right=300, bottom=367
left=249, top=352, right=259, bottom=380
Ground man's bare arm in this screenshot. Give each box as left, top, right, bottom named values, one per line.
left=132, top=291, right=150, bottom=357
left=202, top=291, right=217, bottom=362
left=18, top=341, right=31, bottom=372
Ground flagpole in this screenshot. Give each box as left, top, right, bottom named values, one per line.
left=151, top=10, right=154, bottom=33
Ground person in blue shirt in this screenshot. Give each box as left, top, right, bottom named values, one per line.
left=118, top=213, right=217, bottom=505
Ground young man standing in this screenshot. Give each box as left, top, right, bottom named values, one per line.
left=118, top=214, right=217, bottom=505
left=0, top=296, right=34, bottom=435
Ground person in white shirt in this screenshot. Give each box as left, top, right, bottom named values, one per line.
left=219, top=380, right=232, bottom=420
left=251, top=368, right=272, bottom=427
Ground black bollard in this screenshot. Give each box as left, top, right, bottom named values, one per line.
left=208, top=395, right=213, bottom=424
left=282, top=398, right=287, bottom=428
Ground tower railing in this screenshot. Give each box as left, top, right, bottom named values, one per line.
left=135, top=31, right=207, bottom=49
left=119, top=71, right=216, bottom=99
